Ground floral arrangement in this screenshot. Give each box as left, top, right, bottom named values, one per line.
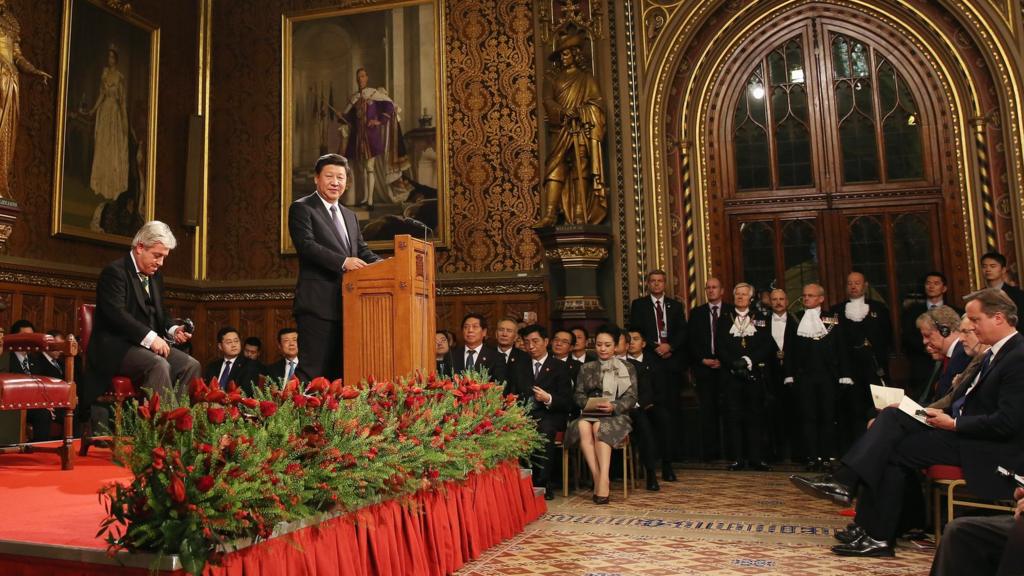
left=98, top=371, right=542, bottom=575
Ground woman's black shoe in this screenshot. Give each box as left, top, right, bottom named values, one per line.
left=592, top=494, right=610, bottom=505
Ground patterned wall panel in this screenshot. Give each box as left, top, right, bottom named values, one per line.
left=207, top=0, right=542, bottom=281
left=7, top=0, right=198, bottom=278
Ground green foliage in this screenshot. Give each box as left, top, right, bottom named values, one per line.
left=98, top=371, right=543, bottom=574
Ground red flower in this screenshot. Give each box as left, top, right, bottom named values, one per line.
left=307, top=377, right=329, bottom=394
left=326, top=396, right=339, bottom=410
left=195, top=475, right=215, bottom=493
left=175, top=413, right=194, bottom=432
left=239, top=397, right=259, bottom=409
left=167, top=475, right=186, bottom=503
left=205, top=389, right=227, bottom=404
left=137, top=404, right=151, bottom=420
left=207, top=406, right=226, bottom=424
left=306, top=396, right=322, bottom=408
left=340, top=386, right=359, bottom=399
left=150, top=393, right=161, bottom=415
left=292, top=394, right=307, bottom=408
left=259, top=401, right=277, bottom=418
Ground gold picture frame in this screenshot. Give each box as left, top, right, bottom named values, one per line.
left=51, top=0, right=159, bottom=245
left=281, top=0, right=449, bottom=254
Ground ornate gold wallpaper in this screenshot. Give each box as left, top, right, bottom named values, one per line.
left=206, top=0, right=542, bottom=281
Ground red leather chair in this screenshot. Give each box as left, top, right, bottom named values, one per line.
left=78, top=304, right=140, bottom=456
left=0, top=332, right=78, bottom=469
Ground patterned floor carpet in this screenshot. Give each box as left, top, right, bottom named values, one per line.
left=456, top=468, right=934, bottom=575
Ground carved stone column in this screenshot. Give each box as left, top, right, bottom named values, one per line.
left=0, top=198, right=19, bottom=253
left=537, top=224, right=611, bottom=321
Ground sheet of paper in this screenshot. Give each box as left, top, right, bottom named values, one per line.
left=869, top=384, right=904, bottom=410
left=582, top=397, right=611, bottom=414
left=898, top=395, right=934, bottom=427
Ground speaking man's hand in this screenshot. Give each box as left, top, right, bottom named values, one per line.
left=343, top=257, right=368, bottom=271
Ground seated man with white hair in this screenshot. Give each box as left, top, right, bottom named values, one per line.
left=86, top=221, right=201, bottom=412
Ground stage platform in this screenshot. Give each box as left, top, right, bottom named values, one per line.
left=0, top=442, right=546, bottom=575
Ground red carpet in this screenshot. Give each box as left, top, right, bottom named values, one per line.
left=0, top=441, right=127, bottom=549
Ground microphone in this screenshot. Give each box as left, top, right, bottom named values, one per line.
left=403, top=216, right=433, bottom=239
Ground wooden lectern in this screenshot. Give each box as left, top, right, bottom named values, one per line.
left=342, top=235, right=436, bottom=385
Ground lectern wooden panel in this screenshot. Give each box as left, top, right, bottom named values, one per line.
left=342, top=235, right=435, bottom=385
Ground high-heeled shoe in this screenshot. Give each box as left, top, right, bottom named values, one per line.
left=592, top=494, right=610, bottom=505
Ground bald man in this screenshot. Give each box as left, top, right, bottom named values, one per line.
left=785, top=283, right=852, bottom=471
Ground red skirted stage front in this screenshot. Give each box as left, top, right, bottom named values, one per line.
left=0, top=444, right=546, bottom=575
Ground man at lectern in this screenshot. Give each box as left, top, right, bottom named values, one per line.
left=289, top=153, right=381, bottom=381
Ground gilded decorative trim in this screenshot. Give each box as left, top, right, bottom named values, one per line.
left=973, top=118, right=998, bottom=251
left=436, top=282, right=546, bottom=296
left=194, top=0, right=213, bottom=280
left=0, top=271, right=96, bottom=292
left=168, top=291, right=295, bottom=302
left=624, top=0, right=647, bottom=294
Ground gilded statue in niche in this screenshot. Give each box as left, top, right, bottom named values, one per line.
left=0, top=0, right=52, bottom=199
left=536, top=31, right=607, bottom=228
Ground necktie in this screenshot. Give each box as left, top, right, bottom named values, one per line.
left=711, top=305, right=720, bottom=354
left=951, top=350, right=993, bottom=416
left=654, top=300, right=666, bottom=344
left=465, top=349, right=476, bottom=370
left=139, top=274, right=150, bottom=297
left=329, top=205, right=351, bottom=254
left=20, top=356, right=30, bottom=374
left=534, top=361, right=542, bottom=379
left=218, top=360, right=233, bottom=385
left=285, top=360, right=296, bottom=383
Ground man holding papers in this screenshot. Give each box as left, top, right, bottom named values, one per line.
left=790, top=288, right=1024, bottom=558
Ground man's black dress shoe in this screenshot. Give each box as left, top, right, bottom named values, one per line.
left=834, top=523, right=864, bottom=544
left=727, top=460, right=747, bottom=471
left=831, top=533, right=895, bottom=557
left=750, top=461, right=771, bottom=472
left=662, top=466, right=677, bottom=482
left=544, top=489, right=555, bottom=501
left=805, top=457, right=824, bottom=472
left=789, top=474, right=852, bottom=506
left=646, top=476, right=660, bottom=491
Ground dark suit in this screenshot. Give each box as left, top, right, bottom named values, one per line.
left=902, top=300, right=960, bottom=394
left=630, top=295, right=687, bottom=463
left=716, top=310, right=773, bottom=464
left=288, top=191, right=381, bottom=382
left=921, top=341, right=971, bottom=404
left=87, top=255, right=200, bottom=407
left=506, top=355, right=572, bottom=488
left=688, top=302, right=733, bottom=460
left=787, top=309, right=851, bottom=462
left=263, top=357, right=301, bottom=385
left=451, top=344, right=506, bottom=385
left=12, top=351, right=52, bottom=442
left=932, top=513, right=1024, bottom=576
left=767, top=312, right=800, bottom=461
left=203, top=356, right=262, bottom=396
left=496, top=346, right=530, bottom=372
left=998, top=284, right=1024, bottom=325
left=627, top=355, right=661, bottom=472
left=846, top=332, right=1024, bottom=541
left=832, top=299, right=892, bottom=452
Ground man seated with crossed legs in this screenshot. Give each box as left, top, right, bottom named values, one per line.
left=790, top=288, right=1024, bottom=557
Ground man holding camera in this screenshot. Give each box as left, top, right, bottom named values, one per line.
left=717, top=282, right=773, bottom=471
left=87, top=221, right=201, bottom=410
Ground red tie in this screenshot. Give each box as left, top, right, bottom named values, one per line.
left=655, top=300, right=666, bottom=344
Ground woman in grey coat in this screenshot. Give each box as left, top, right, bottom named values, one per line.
left=566, top=325, right=638, bottom=504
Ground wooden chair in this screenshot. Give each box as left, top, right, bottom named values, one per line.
left=927, top=464, right=1015, bottom=542
left=77, top=304, right=141, bottom=456
left=561, top=432, right=637, bottom=500
left=0, top=333, right=78, bottom=469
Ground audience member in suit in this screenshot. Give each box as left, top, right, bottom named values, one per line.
left=767, top=289, right=800, bottom=463
left=550, top=329, right=583, bottom=385
left=569, top=326, right=598, bottom=364
left=7, top=320, right=53, bottom=442
left=202, top=327, right=262, bottom=395
left=688, top=277, right=732, bottom=461
left=288, top=154, right=382, bottom=382
left=785, top=283, right=852, bottom=471
left=717, top=283, right=773, bottom=471
left=791, top=288, right=1024, bottom=558
left=262, top=327, right=301, bottom=386
left=981, top=251, right=1024, bottom=324
left=450, top=313, right=506, bottom=384
left=901, top=272, right=959, bottom=394
left=565, top=325, right=638, bottom=505
left=505, top=325, right=572, bottom=499
left=832, top=272, right=892, bottom=452
left=629, top=269, right=686, bottom=480
left=625, top=327, right=662, bottom=490
left=494, top=317, right=529, bottom=369
left=930, top=487, right=1024, bottom=576
left=926, top=317, right=988, bottom=414
left=87, top=221, right=200, bottom=414
left=914, top=306, right=970, bottom=405
left=434, top=330, right=454, bottom=378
